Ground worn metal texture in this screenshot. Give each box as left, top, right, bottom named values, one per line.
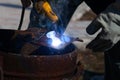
left=0, top=27, right=84, bottom=80
left=0, top=47, right=79, bottom=80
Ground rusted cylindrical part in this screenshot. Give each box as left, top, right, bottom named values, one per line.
left=0, top=46, right=78, bottom=79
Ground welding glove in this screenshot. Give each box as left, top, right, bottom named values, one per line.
left=21, top=0, right=31, bottom=8
left=86, top=2, right=120, bottom=52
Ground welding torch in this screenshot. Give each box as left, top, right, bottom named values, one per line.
left=35, top=0, right=64, bottom=35
left=35, top=0, right=58, bottom=22
left=20, top=0, right=58, bottom=29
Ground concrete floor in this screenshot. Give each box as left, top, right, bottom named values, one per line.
left=0, top=0, right=30, bottom=30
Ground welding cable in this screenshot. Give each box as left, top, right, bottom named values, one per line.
left=18, top=0, right=34, bottom=30
left=0, top=66, right=3, bottom=80
left=18, top=7, right=25, bottom=30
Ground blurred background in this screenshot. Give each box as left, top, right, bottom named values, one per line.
left=0, top=0, right=104, bottom=79
left=0, top=0, right=96, bottom=46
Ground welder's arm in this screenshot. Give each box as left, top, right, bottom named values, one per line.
left=21, top=0, right=31, bottom=8
left=86, top=1, right=120, bottom=52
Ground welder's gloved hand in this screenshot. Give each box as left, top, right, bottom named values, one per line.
left=86, top=2, right=120, bottom=52
left=21, top=0, right=31, bottom=8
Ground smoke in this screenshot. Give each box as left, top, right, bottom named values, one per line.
left=48, top=0, right=70, bottom=34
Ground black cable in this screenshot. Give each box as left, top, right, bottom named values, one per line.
left=18, top=7, right=25, bottom=30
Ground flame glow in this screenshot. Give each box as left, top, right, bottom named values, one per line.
left=46, top=31, right=65, bottom=49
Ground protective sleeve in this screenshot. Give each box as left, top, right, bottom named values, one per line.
left=84, top=0, right=115, bottom=14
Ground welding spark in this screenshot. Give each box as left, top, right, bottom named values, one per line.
left=46, top=31, right=64, bottom=49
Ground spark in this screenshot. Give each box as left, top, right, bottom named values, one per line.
left=46, top=31, right=64, bottom=49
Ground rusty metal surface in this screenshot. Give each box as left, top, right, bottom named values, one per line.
left=3, top=64, right=83, bottom=80
left=27, top=28, right=83, bottom=49
left=0, top=49, right=78, bottom=78
left=32, top=35, right=83, bottom=48
left=0, top=28, right=84, bottom=80
left=31, top=31, right=83, bottom=50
